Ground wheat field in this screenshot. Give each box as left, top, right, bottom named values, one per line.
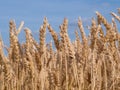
left=0, top=9, right=120, bottom=90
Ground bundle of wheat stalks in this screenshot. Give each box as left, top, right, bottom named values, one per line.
left=0, top=9, right=120, bottom=90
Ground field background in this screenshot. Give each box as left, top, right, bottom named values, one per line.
left=0, top=0, right=120, bottom=90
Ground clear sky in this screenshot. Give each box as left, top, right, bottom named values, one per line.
left=0, top=0, right=120, bottom=44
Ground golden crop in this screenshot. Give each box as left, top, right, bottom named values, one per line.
left=0, top=9, right=120, bottom=90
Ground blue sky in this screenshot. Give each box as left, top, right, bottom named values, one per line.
left=0, top=0, right=120, bottom=44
